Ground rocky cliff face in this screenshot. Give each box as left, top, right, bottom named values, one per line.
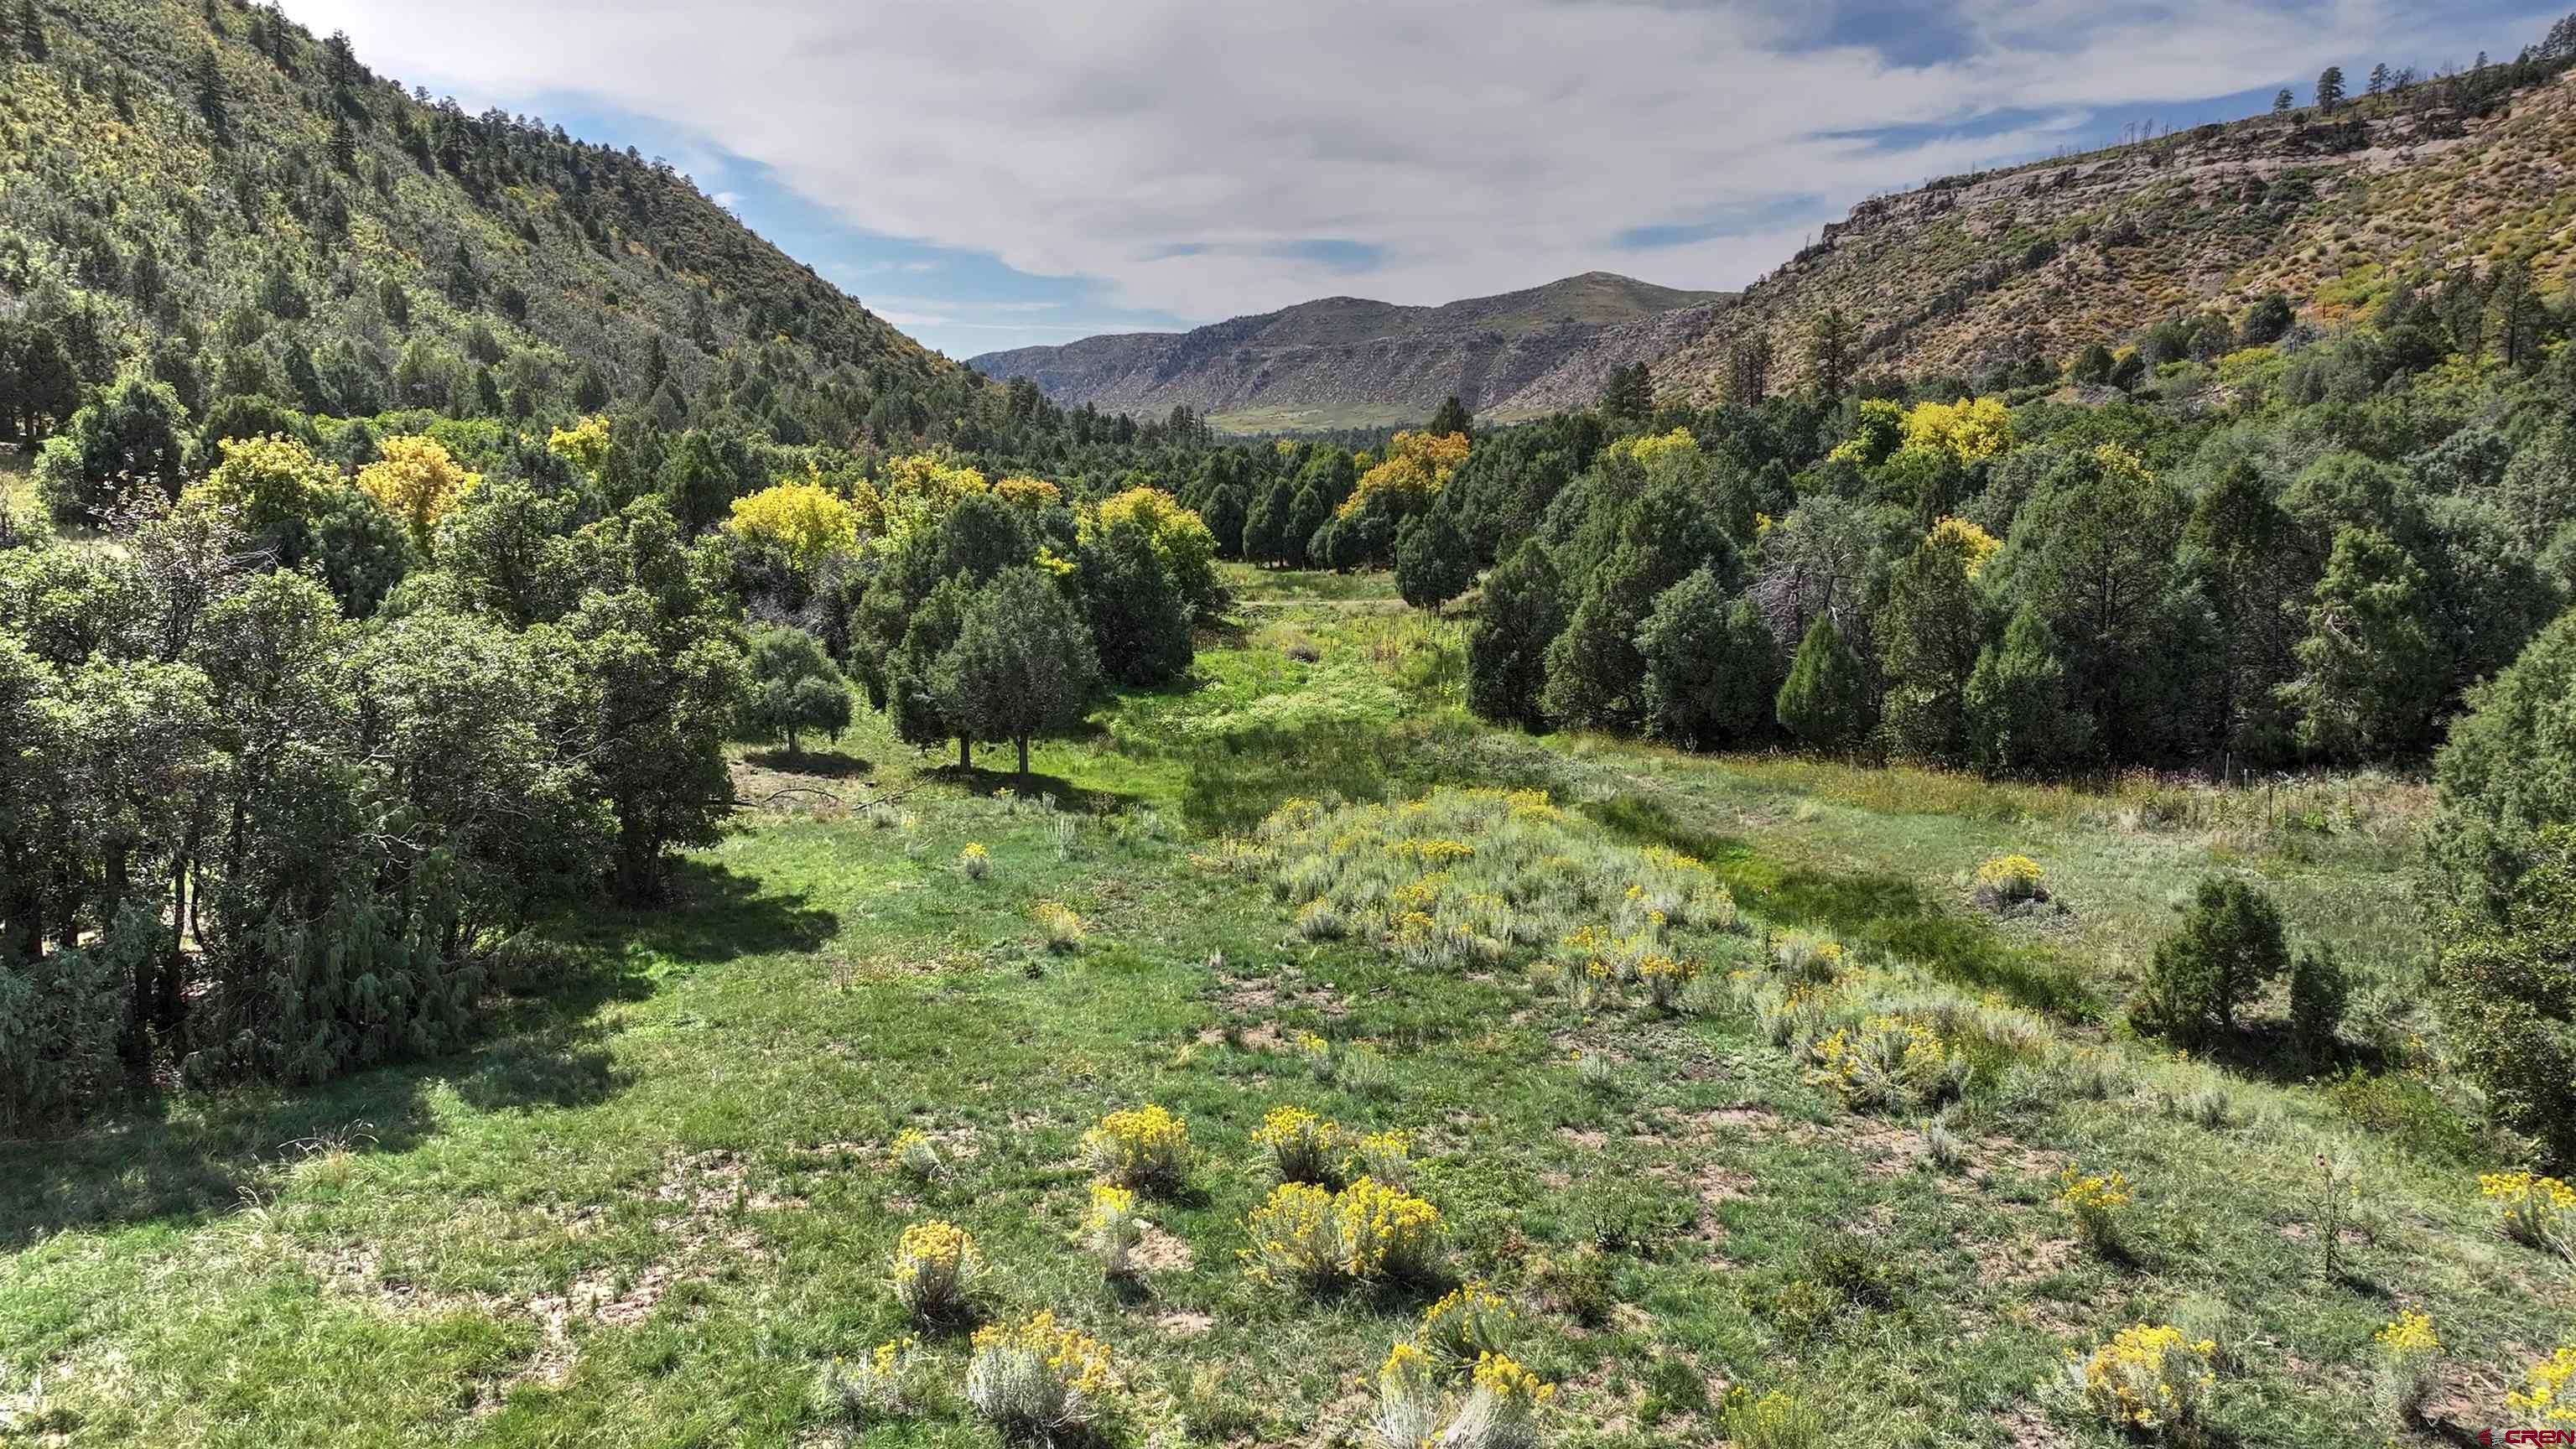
left=970, top=273, right=1730, bottom=429
left=1654, top=66, right=2576, bottom=400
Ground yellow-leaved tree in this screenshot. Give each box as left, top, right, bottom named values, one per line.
left=1081, top=486, right=1221, bottom=617
left=1338, top=430, right=1469, bottom=521
left=727, top=480, right=857, bottom=570
left=546, top=415, right=611, bottom=483
left=358, top=435, right=480, bottom=552
left=867, top=453, right=990, bottom=552
left=1928, top=516, right=2002, bottom=579
left=1901, top=396, right=2014, bottom=468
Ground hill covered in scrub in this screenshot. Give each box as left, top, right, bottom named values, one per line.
left=969, top=272, right=1731, bottom=432
left=1656, top=39, right=2576, bottom=401
left=0, top=0, right=979, bottom=449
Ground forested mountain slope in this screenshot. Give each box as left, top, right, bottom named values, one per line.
left=1658, top=41, right=2576, bottom=401
left=969, top=272, right=1731, bottom=432
left=0, top=0, right=979, bottom=448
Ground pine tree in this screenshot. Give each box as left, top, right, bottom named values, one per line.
left=329, top=112, right=357, bottom=174
left=2314, top=65, right=2345, bottom=112
left=1805, top=307, right=1858, bottom=397
left=2272, top=87, right=2295, bottom=113
left=2366, top=62, right=2390, bottom=95
left=16, top=0, right=44, bottom=60
left=1427, top=395, right=1472, bottom=438
left=445, top=241, right=478, bottom=304
left=2284, top=527, right=2442, bottom=761
left=1599, top=362, right=1653, bottom=423
left=195, top=46, right=227, bottom=140
left=1775, top=612, right=1869, bottom=751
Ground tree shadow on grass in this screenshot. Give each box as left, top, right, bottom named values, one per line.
left=926, top=762, right=1142, bottom=816
left=1581, top=793, right=2099, bottom=1019
left=0, top=860, right=834, bottom=1249
left=740, top=745, right=875, bottom=779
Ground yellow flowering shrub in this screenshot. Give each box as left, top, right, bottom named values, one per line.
left=959, top=842, right=991, bottom=880
left=965, top=1310, right=1118, bottom=1436
left=1373, top=1341, right=1550, bottom=1446
left=891, top=1220, right=981, bottom=1322
left=1083, top=1105, right=1192, bottom=1192
left=2375, top=1310, right=2442, bottom=1420
left=1083, top=1183, right=1141, bottom=1277
left=2481, top=1171, right=2576, bottom=1257
left=2074, top=1323, right=2215, bottom=1433
left=1347, top=1129, right=1412, bottom=1187
left=1420, top=1282, right=1515, bottom=1365
left=1721, top=1386, right=1826, bottom=1449
left=2509, top=1342, right=2576, bottom=1422
left=1810, top=1014, right=1966, bottom=1111
left=1636, top=953, right=1698, bottom=1010
left=1826, top=398, right=1905, bottom=467
left=1243, top=1178, right=1443, bottom=1285
left=1253, top=1105, right=1343, bottom=1184
left=2056, top=1166, right=2135, bottom=1251
left=1031, top=901, right=1085, bottom=951
left=356, top=434, right=480, bottom=551
left=891, top=1128, right=942, bottom=1180
left=820, top=1334, right=922, bottom=1422
left=725, top=480, right=855, bottom=569
left=1974, top=853, right=2046, bottom=906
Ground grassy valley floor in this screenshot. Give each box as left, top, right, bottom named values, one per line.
left=3, top=565, right=2569, bottom=1446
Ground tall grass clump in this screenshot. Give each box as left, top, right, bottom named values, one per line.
left=1215, top=788, right=1741, bottom=984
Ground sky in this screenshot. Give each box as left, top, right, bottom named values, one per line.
left=278, top=0, right=2563, bottom=360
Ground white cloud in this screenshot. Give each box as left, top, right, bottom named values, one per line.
left=278, top=0, right=2543, bottom=330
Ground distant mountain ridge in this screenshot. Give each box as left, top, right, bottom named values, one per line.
left=969, top=273, right=1731, bottom=431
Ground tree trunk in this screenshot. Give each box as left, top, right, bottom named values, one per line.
left=957, top=735, right=971, bottom=770
left=1016, top=735, right=1030, bottom=776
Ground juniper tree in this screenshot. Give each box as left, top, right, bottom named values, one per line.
left=1775, top=611, right=1869, bottom=752
left=1466, top=538, right=1566, bottom=731
left=934, top=564, right=1098, bottom=777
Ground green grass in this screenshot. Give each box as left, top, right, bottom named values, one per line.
left=4, top=569, right=2568, bottom=1447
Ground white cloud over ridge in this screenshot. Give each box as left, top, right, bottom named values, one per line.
left=281, top=0, right=2539, bottom=343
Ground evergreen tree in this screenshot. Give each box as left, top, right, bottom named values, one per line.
left=1241, top=476, right=1295, bottom=565
left=1965, top=605, right=2090, bottom=776
left=2315, top=65, right=2345, bottom=112
left=1775, top=612, right=1869, bottom=751
left=1081, top=517, right=1194, bottom=688
left=17, top=0, right=45, bottom=60
left=2366, top=62, right=2390, bottom=95
left=2133, top=877, right=2289, bottom=1040
left=934, top=565, right=1098, bottom=777
left=444, top=241, right=479, bottom=305
left=1467, top=539, right=1566, bottom=730
left=740, top=626, right=852, bottom=755
left=1805, top=307, right=1858, bottom=397
left=1638, top=572, right=1777, bottom=750
left=1599, top=362, right=1654, bottom=423
left=1427, top=395, right=1472, bottom=438
left=194, top=46, right=227, bottom=140
left=1877, top=527, right=1986, bottom=765
left=329, top=112, right=357, bottom=174
left=2283, top=527, right=2442, bottom=760
left=1394, top=512, right=1472, bottom=612
left=2272, top=87, right=2294, bottom=113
